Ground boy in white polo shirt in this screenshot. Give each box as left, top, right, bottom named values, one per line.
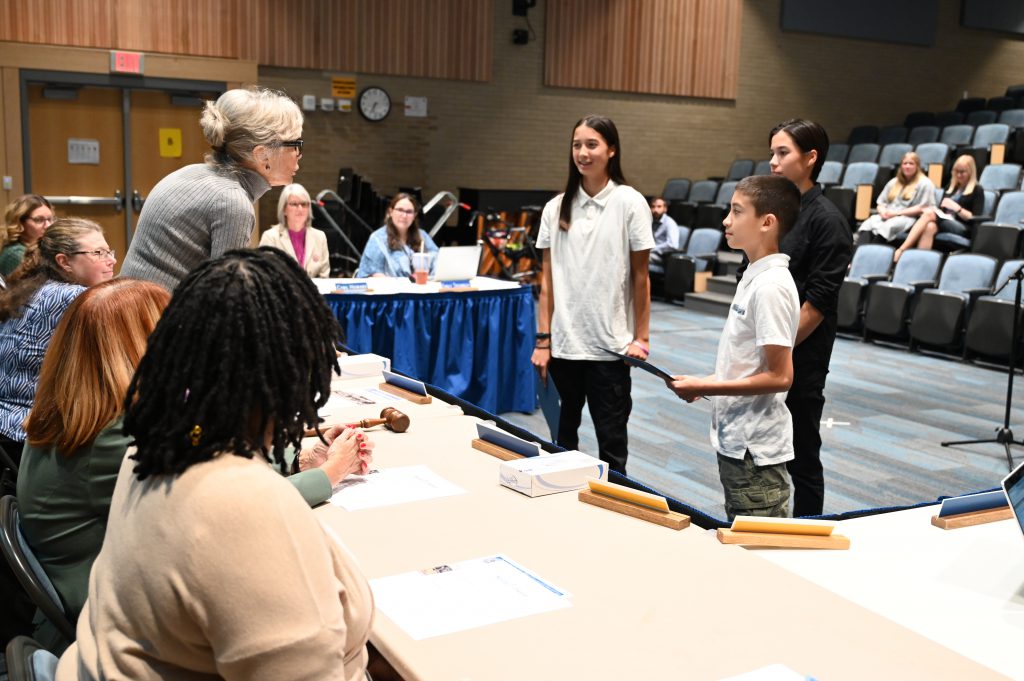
left=670, top=175, right=801, bottom=520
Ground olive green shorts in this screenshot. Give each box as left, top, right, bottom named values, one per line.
left=716, top=451, right=791, bottom=522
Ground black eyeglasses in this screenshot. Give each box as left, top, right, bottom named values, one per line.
left=279, top=139, right=304, bottom=150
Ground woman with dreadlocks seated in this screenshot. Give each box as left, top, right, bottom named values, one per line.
left=57, top=248, right=375, bottom=681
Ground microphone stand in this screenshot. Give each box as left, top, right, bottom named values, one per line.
left=941, top=261, right=1024, bottom=470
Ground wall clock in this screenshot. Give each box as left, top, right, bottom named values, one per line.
left=358, top=86, right=391, bottom=122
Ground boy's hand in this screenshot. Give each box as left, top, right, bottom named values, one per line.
left=669, top=375, right=705, bottom=403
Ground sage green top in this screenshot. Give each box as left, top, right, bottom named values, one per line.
left=0, top=242, right=27, bottom=277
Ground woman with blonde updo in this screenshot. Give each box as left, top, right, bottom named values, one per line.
left=0, top=194, right=55, bottom=277
left=121, top=87, right=304, bottom=290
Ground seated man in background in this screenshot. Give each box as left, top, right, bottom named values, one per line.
left=649, top=196, right=681, bottom=274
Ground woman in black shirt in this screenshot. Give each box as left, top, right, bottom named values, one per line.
left=894, top=155, right=984, bottom=261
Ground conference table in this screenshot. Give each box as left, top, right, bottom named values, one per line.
left=312, top=371, right=1012, bottom=680
left=317, top=277, right=535, bottom=415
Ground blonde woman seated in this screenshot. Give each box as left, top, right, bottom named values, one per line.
left=856, top=152, right=935, bottom=244
left=259, top=183, right=330, bottom=277
left=894, top=155, right=984, bottom=261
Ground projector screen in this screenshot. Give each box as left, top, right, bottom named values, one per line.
left=962, top=0, right=1024, bottom=36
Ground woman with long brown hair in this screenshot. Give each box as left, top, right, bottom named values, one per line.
left=17, top=278, right=169, bottom=650
left=355, top=192, right=439, bottom=277
left=0, top=194, right=55, bottom=277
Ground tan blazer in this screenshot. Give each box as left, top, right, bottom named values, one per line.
left=259, top=224, right=331, bottom=278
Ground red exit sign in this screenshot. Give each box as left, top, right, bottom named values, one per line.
left=110, top=50, right=144, bottom=75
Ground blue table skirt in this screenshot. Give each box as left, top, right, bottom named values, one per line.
left=325, top=286, right=537, bottom=414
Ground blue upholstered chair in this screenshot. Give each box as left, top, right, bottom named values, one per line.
left=979, top=163, right=1022, bottom=194
left=878, top=125, right=908, bottom=145
left=725, top=159, right=754, bottom=181
left=695, top=181, right=738, bottom=229
left=908, top=126, right=940, bottom=146
left=972, top=191, right=1024, bottom=261
left=964, top=259, right=1024, bottom=363
left=663, top=228, right=722, bottom=302
left=753, top=160, right=772, bottom=176
left=837, top=244, right=896, bottom=332
left=878, top=143, right=913, bottom=171
left=670, top=179, right=719, bottom=228
left=908, top=253, right=998, bottom=351
left=998, top=109, right=1024, bottom=129
left=662, top=178, right=691, bottom=202
left=817, top=160, right=844, bottom=187
left=5, top=636, right=59, bottom=681
left=939, top=124, right=975, bottom=148
left=826, top=143, right=849, bottom=163
left=848, top=125, right=878, bottom=145
left=966, top=110, right=998, bottom=127
left=863, top=250, right=943, bottom=342
left=847, top=143, right=880, bottom=164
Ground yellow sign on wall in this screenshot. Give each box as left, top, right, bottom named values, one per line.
left=332, top=77, right=356, bottom=99
left=159, top=128, right=182, bottom=158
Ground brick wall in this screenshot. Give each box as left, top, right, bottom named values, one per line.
left=257, top=0, right=1024, bottom=228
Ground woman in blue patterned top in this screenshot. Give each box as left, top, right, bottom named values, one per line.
left=355, top=193, right=439, bottom=278
left=0, top=218, right=116, bottom=464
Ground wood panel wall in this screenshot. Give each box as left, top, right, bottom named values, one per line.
left=239, top=0, right=491, bottom=81
left=545, top=0, right=742, bottom=100
left=0, top=0, right=491, bottom=81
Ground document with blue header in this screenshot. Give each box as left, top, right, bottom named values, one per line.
left=370, top=554, right=572, bottom=639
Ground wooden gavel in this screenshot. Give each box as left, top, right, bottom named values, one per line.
left=305, top=407, right=410, bottom=437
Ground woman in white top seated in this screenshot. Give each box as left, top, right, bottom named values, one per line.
left=259, top=183, right=330, bottom=277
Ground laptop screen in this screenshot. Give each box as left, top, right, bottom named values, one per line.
left=432, top=245, right=481, bottom=282
left=1002, top=460, right=1024, bottom=538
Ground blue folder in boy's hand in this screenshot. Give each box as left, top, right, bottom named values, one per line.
left=600, top=347, right=674, bottom=381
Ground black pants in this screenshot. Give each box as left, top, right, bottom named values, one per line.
left=785, top=377, right=826, bottom=517
left=548, top=358, right=631, bottom=475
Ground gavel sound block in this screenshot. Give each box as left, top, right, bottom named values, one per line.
left=305, top=407, right=410, bottom=437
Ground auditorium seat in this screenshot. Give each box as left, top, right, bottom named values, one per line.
left=978, top=163, right=1022, bottom=194
left=915, top=142, right=951, bottom=177
left=725, top=159, right=754, bottom=181
left=817, top=161, right=844, bottom=187
left=825, top=162, right=881, bottom=228
left=934, top=111, right=965, bottom=128
left=964, top=259, right=1024, bottom=364
left=827, top=143, right=849, bottom=163
left=878, top=125, right=908, bottom=145
left=663, top=228, right=722, bottom=302
left=753, top=160, right=772, bottom=176
left=972, top=190, right=1024, bottom=261
left=670, top=179, right=718, bottom=227
left=966, top=110, right=998, bottom=127
left=969, top=123, right=1010, bottom=171
left=908, top=253, right=997, bottom=352
left=847, top=143, right=881, bottom=164
left=662, top=178, right=691, bottom=202
left=908, top=126, right=940, bottom=146
left=939, top=124, right=975, bottom=148
left=863, top=249, right=943, bottom=342
left=695, top=181, right=738, bottom=229
left=878, top=143, right=913, bottom=172
left=837, top=244, right=895, bottom=333
left=988, top=96, right=1015, bottom=112
left=956, top=97, right=986, bottom=114
left=998, top=109, right=1024, bottom=128
left=904, top=111, right=936, bottom=128
left=848, top=125, right=879, bottom=145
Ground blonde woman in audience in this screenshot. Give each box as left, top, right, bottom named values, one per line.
left=18, top=278, right=170, bottom=651
left=0, top=194, right=55, bottom=276
left=121, top=87, right=304, bottom=290
left=57, top=248, right=374, bottom=681
left=0, top=219, right=115, bottom=464
left=259, top=183, right=330, bottom=277
left=856, top=151, right=935, bottom=244
left=893, top=154, right=985, bottom=261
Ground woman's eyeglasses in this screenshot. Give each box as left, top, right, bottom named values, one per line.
left=287, top=201, right=310, bottom=208
left=25, top=215, right=55, bottom=226
left=70, top=248, right=116, bottom=261
left=279, top=139, right=304, bottom=151
left=392, top=207, right=416, bottom=216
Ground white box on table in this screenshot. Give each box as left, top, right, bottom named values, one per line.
left=337, top=353, right=391, bottom=378
left=499, top=451, right=608, bottom=497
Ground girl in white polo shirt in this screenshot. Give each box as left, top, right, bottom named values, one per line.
left=531, top=115, right=654, bottom=476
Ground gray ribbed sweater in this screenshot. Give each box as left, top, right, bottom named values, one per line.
left=120, top=163, right=271, bottom=290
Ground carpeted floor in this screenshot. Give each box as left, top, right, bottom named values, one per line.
left=501, top=301, right=1022, bottom=520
